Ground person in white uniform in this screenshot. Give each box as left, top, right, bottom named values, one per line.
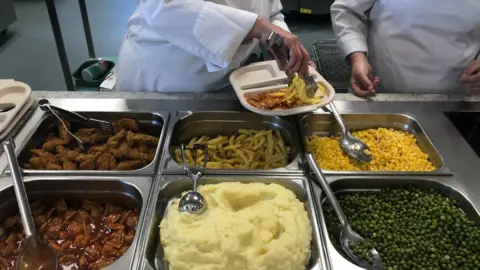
left=117, top=0, right=313, bottom=92
left=331, top=0, right=480, bottom=96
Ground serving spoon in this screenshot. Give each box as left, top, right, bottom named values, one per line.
left=326, top=102, right=372, bottom=163
left=2, top=139, right=57, bottom=270
left=178, top=144, right=208, bottom=215
left=306, top=153, right=383, bottom=270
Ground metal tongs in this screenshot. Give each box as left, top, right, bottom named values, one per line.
left=38, top=99, right=114, bottom=133
left=38, top=99, right=114, bottom=151
left=266, top=32, right=318, bottom=98
left=178, top=143, right=209, bottom=214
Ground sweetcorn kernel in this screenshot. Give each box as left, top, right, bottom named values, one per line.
left=307, top=128, right=436, bottom=171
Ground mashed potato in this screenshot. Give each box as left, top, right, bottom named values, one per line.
left=159, top=182, right=312, bottom=270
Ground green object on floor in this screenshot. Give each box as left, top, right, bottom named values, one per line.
left=73, top=57, right=117, bottom=91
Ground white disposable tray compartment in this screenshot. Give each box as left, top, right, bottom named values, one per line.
left=0, top=80, right=32, bottom=134
left=230, top=60, right=335, bottom=116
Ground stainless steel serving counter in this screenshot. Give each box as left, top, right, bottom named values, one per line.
left=0, top=96, right=479, bottom=270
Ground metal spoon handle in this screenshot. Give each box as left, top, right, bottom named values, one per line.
left=306, top=153, right=349, bottom=226
left=2, top=140, right=36, bottom=237
left=327, top=102, right=348, bottom=135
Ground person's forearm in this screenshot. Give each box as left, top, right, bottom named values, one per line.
left=271, top=13, right=290, bottom=32
left=349, top=51, right=368, bottom=64
left=245, top=17, right=272, bottom=43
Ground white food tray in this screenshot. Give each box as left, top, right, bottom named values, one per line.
left=0, top=97, right=33, bottom=141
left=0, top=80, right=32, bottom=134
left=230, top=60, right=335, bottom=116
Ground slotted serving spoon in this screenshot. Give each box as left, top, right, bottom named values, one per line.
left=326, top=102, right=372, bottom=163
left=306, top=153, right=383, bottom=270
left=2, top=139, right=57, bottom=270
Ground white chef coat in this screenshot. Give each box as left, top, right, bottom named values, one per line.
left=116, top=0, right=289, bottom=92
left=331, top=0, right=480, bottom=93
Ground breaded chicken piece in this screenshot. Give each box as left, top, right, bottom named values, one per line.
left=113, top=119, right=139, bottom=133
left=26, top=118, right=156, bottom=171
left=116, top=160, right=145, bottom=170
left=96, top=153, right=117, bottom=170
left=46, top=163, right=62, bottom=170
left=108, top=142, right=130, bottom=159
left=81, top=132, right=111, bottom=145
left=55, top=145, right=67, bottom=154
left=42, top=138, right=69, bottom=153
left=107, top=129, right=126, bottom=147
left=60, top=158, right=78, bottom=170
left=138, top=144, right=149, bottom=153
left=75, top=153, right=99, bottom=163
left=28, top=157, right=61, bottom=170
left=64, top=150, right=80, bottom=161
left=126, top=131, right=159, bottom=146
left=88, top=145, right=108, bottom=154
left=74, top=128, right=98, bottom=139
left=79, top=159, right=95, bottom=170
left=28, top=157, right=48, bottom=170
left=30, top=149, right=56, bottom=159
left=125, top=149, right=151, bottom=161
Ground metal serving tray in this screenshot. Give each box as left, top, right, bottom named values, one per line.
left=133, top=175, right=331, bottom=270
left=160, top=111, right=303, bottom=175
left=300, top=113, right=450, bottom=175
left=15, top=111, right=168, bottom=175
left=311, top=176, right=480, bottom=270
left=0, top=175, right=153, bottom=270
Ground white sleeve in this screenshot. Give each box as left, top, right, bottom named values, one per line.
left=270, top=0, right=290, bottom=32
left=330, top=0, right=376, bottom=58
left=141, top=0, right=258, bottom=71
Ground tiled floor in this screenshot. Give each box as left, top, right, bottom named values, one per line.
left=0, top=0, right=334, bottom=90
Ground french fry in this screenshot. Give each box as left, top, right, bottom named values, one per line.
left=187, top=137, right=197, bottom=148
left=175, top=129, right=290, bottom=170
left=229, top=135, right=236, bottom=146
left=218, top=144, right=226, bottom=158
left=195, top=135, right=208, bottom=144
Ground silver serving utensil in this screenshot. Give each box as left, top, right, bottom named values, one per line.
left=306, top=153, right=383, bottom=270
left=2, top=139, right=58, bottom=270
left=0, top=102, right=15, bottom=112
left=327, top=102, right=372, bottom=163
left=37, top=99, right=85, bottom=152
left=38, top=99, right=113, bottom=133
left=178, top=143, right=208, bottom=214
left=266, top=32, right=318, bottom=98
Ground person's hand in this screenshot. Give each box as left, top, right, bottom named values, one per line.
left=247, top=17, right=312, bottom=76
left=460, top=60, right=480, bottom=94
left=349, top=52, right=380, bottom=97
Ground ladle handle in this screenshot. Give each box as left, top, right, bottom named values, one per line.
left=306, top=153, right=349, bottom=227
left=327, top=102, right=348, bottom=135
left=2, top=140, right=36, bottom=237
